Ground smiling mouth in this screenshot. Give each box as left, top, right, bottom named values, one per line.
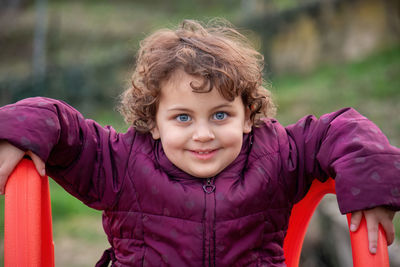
left=190, top=149, right=218, bottom=160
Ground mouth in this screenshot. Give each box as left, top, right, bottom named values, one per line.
left=189, top=149, right=219, bottom=160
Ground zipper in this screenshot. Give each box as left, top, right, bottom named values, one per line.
left=203, top=178, right=215, bottom=194
left=203, top=178, right=216, bottom=267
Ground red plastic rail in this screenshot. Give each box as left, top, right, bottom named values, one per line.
left=284, top=178, right=389, bottom=267
left=4, top=158, right=55, bottom=267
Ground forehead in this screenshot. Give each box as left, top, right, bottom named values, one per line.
left=160, top=68, right=203, bottom=92
left=160, top=69, right=216, bottom=100
left=159, top=69, right=243, bottom=107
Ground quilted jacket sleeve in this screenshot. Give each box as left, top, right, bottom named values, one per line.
left=0, top=97, right=134, bottom=210
left=280, top=107, right=400, bottom=214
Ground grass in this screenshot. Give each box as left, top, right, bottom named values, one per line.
left=48, top=180, right=103, bottom=221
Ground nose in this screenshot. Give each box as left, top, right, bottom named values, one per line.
left=192, top=122, right=215, bottom=142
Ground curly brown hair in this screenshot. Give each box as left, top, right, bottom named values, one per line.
left=119, top=19, right=276, bottom=132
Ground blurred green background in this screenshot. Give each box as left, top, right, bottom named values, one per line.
left=0, top=0, right=399, bottom=266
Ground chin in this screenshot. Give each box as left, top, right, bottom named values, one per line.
left=189, top=169, right=221, bottom=179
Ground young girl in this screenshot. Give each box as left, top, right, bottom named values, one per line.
left=0, top=19, right=399, bottom=267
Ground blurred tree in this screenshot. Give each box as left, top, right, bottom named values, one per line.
left=0, top=0, right=22, bottom=10
left=32, top=0, right=48, bottom=80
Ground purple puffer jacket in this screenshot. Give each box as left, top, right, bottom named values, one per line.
left=1, top=97, right=400, bottom=266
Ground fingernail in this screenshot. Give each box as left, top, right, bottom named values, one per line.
left=350, top=224, right=356, bottom=232
left=41, top=169, right=46, bottom=176
left=370, top=247, right=377, bottom=254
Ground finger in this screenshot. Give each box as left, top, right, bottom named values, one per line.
left=0, top=162, right=8, bottom=194
left=0, top=151, right=24, bottom=194
left=0, top=160, right=19, bottom=194
left=350, top=211, right=363, bottom=232
left=380, top=218, right=395, bottom=246
left=27, top=151, right=46, bottom=177
left=0, top=172, right=6, bottom=194
left=365, top=215, right=379, bottom=254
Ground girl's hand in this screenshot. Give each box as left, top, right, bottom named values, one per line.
left=350, top=207, right=396, bottom=254
left=0, top=140, right=45, bottom=195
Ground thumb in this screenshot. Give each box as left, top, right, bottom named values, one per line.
left=27, top=151, right=46, bottom=177
left=350, top=210, right=363, bottom=232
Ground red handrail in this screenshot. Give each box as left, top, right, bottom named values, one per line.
left=284, top=178, right=389, bottom=267
left=4, top=158, right=55, bottom=267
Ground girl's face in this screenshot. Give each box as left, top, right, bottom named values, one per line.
left=151, top=69, right=252, bottom=178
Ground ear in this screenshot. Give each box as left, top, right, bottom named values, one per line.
left=243, top=107, right=253, bottom=134
left=150, top=126, right=160, bottom=140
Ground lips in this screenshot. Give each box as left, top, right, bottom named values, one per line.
left=189, top=149, right=218, bottom=160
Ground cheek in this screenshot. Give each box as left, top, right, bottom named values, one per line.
left=160, top=128, right=187, bottom=151
left=216, top=127, right=243, bottom=148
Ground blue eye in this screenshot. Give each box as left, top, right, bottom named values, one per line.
left=176, top=114, right=191, bottom=122
left=213, top=112, right=227, bottom=120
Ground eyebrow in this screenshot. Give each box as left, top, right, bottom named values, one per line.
left=211, top=103, right=235, bottom=111
left=166, top=103, right=234, bottom=113
left=166, top=107, right=193, bottom=113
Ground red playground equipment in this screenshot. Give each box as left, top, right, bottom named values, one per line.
left=284, top=178, right=389, bottom=267
left=3, top=159, right=390, bottom=266
left=4, top=159, right=54, bottom=267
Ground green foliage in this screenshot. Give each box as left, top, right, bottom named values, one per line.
left=396, top=215, right=400, bottom=240
left=271, top=45, right=400, bottom=146
left=49, top=179, right=102, bottom=221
